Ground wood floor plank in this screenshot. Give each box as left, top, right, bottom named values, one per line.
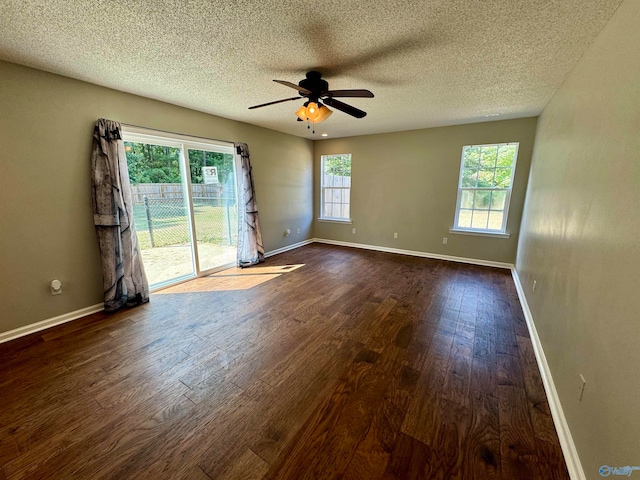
left=248, top=337, right=363, bottom=465
left=0, top=395, right=100, bottom=466
left=341, top=349, right=420, bottom=479
left=497, top=352, right=525, bottom=388
left=498, top=384, right=542, bottom=480
left=258, top=312, right=350, bottom=389
left=469, top=355, right=498, bottom=399
left=514, top=338, right=569, bottom=478
left=178, top=465, right=212, bottom=480
left=423, top=399, right=473, bottom=479
left=515, top=335, right=550, bottom=414
left=462, top=391, right=501, bottom=480
left=533, top=437, right=570, bottom=480
left=473, top=326, right=496, bottom=359
left=441, top=317, right=475, bottom=408
left=263, top=348, right=380, bottom=479
left=400, top=332, right=454, bottom=444
left=0, top=244, right=569, bottom=479
left=4, top=385, right=189, bottom=479
left=69, top=395, right=197, bottom=480
left=218, top=449, right=269, bottom=480
left=495, top=324, right=519, bottom=356
left=104, top=379, right=258, bottom=480
left=383, top=432, right=437, bottom=479
left=0, top=360, right=105, bottom=424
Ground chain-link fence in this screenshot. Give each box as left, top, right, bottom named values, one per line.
left=133, top=196, right=238, bottom=250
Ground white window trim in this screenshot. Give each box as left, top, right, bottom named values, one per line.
left=451, top=142, right=519, bottom=235
left=449, top=228, right=510, bottom=239
left=320, top=153, right=352, bottom=222
left=317, top=218, right=353, bottom=224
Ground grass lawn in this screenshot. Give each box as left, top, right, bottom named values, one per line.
left=133, top=202, right=238, bottom=249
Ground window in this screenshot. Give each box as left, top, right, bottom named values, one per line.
left=453, top=143, right=519, bottom=234
left=320, top=154, right=351, bottom=221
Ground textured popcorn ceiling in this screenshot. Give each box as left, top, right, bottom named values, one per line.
left=0, top=0, right=623, bottom=139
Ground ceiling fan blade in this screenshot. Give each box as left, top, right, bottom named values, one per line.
left=273, top=80, right=312, bottom=95
left=248, top=97, right=300, bottom=109
left=323, top=89, right=374, bottom=98
left=323, top=98, right=367, bottom=119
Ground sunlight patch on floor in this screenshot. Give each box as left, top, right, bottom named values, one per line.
left=154, top=264, right=305, bottom=293
left=212, top=264, right=305, bottom=276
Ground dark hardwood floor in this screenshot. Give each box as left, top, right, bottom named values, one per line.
left=0, top=244, right=569, bottom=479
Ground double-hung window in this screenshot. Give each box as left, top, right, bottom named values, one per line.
left=453, top=143, right=519, bottom=234
left=320, top=154, right=351, bottom=222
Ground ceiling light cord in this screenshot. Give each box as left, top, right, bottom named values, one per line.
left=307, top=118, right=315, bottom=134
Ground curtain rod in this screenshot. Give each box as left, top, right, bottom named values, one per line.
left=120, top=122, right=234, bottom=146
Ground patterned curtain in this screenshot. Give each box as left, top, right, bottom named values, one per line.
left=235, top=143, right=265, bottom=267
left=91, top=119, right=149, bottom=311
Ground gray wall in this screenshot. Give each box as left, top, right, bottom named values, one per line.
left=314, top=118, right=538, bottom=264
left=0, top=60, right=314, bottom=335
left=516, top=0, right=640, bottom=477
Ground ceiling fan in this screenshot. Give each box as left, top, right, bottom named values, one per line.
left=248, top=71, right=374, bottom=130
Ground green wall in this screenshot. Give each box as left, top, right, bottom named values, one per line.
left=314, top=117, right=538, bottom=264
left=516, top=0, right=640, bottom=476
left=0, top=60, right=314, bottom=334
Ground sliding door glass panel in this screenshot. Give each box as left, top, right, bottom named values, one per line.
left=125, top=141, right=195, bottom=287
left=187, top=149, right=238, bottom=272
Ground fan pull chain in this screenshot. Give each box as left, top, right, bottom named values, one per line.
left=307, top=118, right=315, bottom=134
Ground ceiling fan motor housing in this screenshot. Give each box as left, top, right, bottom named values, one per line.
left=298, top=71, right=328, bottom=101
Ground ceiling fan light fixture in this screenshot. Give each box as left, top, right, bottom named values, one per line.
left=295, top=104, right=308, bottom=121
left=295, top=101, right=333, bottom=123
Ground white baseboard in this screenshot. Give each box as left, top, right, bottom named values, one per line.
left=265, top=239, right=315, bottom=258
left=0, top=303, right=104, bottom=345
left=510, top=269, right=584, bottom=480
left=313, top=238, right=514, bottom=270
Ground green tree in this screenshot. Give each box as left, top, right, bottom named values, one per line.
left=187, top=150, right=235, bottom=185
left=125, top=142, right=182, bottom=184
left=323, top=155, right=351, bottom=177
left=125, top=144, right=236, bottom=187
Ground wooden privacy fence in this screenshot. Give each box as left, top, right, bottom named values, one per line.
left=131, top=183, right=227, bottom=204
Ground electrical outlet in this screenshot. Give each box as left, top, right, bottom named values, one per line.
left=352, top=228, right=356, bottom=234
left=393, top=232, right=398, bottom=239
left=533, top=280, right=537, bottom=292
left=285, top=229, right=291, bottom=237
left=297, top=227, right=300, bottom=234
left=50, top=279, right=62, bottom=295
left=443, top=237, right=448, bottom=244
left=578, top=374, right=586, bottom=401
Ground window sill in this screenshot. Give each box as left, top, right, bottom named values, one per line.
left=318, top=218, right=352, bottom=224
left=449, top=228, right=511, bottom=239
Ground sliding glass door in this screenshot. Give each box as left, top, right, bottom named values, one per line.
left=123, top=131, right=237, bottom=289
left=187, top=149, right=237, bottom=272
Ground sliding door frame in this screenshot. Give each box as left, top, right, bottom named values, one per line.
left=122, top=126, right=237, bottom=289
